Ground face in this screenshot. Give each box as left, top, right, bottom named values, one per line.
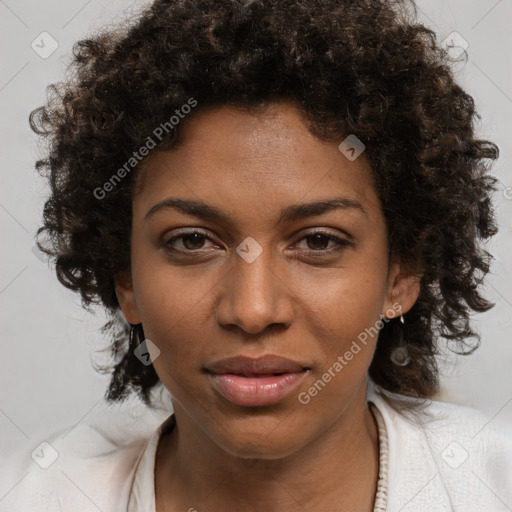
left=116, top=101, right=419, bottom=459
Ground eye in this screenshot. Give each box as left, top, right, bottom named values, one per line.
left=162, top=229, right=352, bottom=257
left=293, top=231, right=352, bottom=257
left=164, top=230, right=217, bottom=252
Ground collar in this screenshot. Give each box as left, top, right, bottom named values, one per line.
left=127, top=384, right=456, bottom=512
left=367, top=383, right=455, bottom=511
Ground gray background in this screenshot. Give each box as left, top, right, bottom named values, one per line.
left=1, top=0, right=511, bottom=462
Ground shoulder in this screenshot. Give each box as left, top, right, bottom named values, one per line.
left=0, top=422, right=151, bottom=512
left=369, top=385, right=512, bottom=511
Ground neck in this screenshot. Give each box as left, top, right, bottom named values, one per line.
left=155, top=381, right=379, bottom=512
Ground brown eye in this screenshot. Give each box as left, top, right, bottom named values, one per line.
left=299, top=232, right=352, bottom=251
left=304, top=233, right=332, bottom=250
left=180, top=232, right=207, bottom=250
left=295, top=232, right=352, bottom=254
left=165, top=230, right=216, bottom=252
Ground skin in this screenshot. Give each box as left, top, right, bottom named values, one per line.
left=115, top=101, right=421, bottom=511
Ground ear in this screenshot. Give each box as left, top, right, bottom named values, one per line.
left=382, top=254, right=422, bottom=319
left=114, top=270, right=142, bottom=324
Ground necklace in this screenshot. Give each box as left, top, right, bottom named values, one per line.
left=370, top=402, right=389, bottom=512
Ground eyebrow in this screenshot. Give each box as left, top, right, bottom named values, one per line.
left=144, top=196, right=366, bottom=225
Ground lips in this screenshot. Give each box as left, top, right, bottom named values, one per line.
left=208, top=355, right=306, bottom=375
left=207, top=355, right=309, bottom=407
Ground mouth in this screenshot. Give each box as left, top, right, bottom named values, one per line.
left=206, top=355, right=310, bottom=407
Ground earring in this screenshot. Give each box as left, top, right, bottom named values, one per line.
left=390, top=307, right=411, bottom=366
left=129, top=323, right=144, bottom=346
left=129, top=323, right=135, bottom=346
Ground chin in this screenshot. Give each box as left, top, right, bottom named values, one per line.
left=207, top=413, right=310, bottom=460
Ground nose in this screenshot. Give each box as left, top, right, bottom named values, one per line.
left=215, top=243, right=294, bottom=335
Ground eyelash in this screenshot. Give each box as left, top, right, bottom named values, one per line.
left=163, top=229, right=352, bottom=258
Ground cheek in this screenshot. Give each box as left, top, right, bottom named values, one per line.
left=300, top=259, right=388, bottom=343
left=131, top=234, right=218, bottom=330
left=293, top=259, right=388, bottom=407
left=294, top=276, right=386, bottom=413
left=130, top=255, right=226, bottom=400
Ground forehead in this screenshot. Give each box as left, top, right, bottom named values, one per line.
left=134, top=102, right=382, bottom=223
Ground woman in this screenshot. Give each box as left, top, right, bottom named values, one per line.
left=2, top=0, right=511, bottom=510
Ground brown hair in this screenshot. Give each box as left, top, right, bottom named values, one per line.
left=30, top=0, right=499, bottom=404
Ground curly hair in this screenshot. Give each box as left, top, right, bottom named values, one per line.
left=29, top=0, right=499, bottom=405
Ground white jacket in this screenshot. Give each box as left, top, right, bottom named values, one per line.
left=1, top=383, right=511, bottom=511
